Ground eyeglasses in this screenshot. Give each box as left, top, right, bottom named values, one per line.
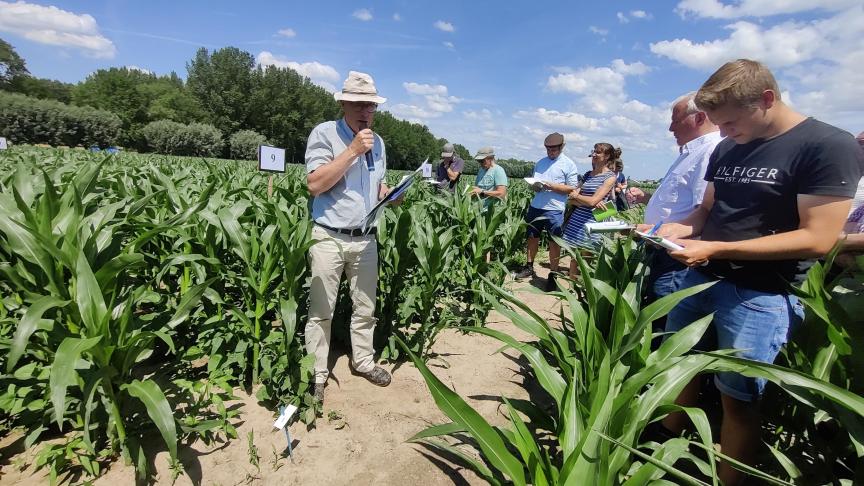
left=347, top=102, right=378, bottom=113
left=544, top=144, right=563, bottom=150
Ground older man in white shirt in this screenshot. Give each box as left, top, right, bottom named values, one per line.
left=641, top=92, right=723, bottom=300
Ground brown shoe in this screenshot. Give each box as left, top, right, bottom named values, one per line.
left=313, top=382, right=326, bottom=403
left=351, top=364, right=391, bottom=387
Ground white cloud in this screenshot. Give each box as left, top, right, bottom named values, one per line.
left=546, top=59, right=650, bottom=113
left=787, top=48, right=864, bottom=117
left=276, top=28, right=296, bottom=38
left=617, top=10, right=652, bottom=23
left=464, top=109, right=492, bottom=120
left=125, top=65, right=151, bottom=74
left=434, top=20, right=455, bottom=32
left=256, top=51, right=340, bottom=92
left=517, top=56, right=676, bottom=167
left=650, top=20, right=825, bottom=70
left=352, top=8, right=373, bottom=21
left=393, top=13, right=401, bottom=21
left=611, top=59, right=651, bottom=76
left=392, top=82, right=462, bottom=120
left=548, top=67, right=623, bottom=95
left=0, top=0, right=116, bottom=58
left=390, top=103, right=442, bottom=121
left=516, top=108, right=600, bottom=131
left=588, top=26, right=608, bottom=36
left=621, top=99, right=655, bottom=116
left=403, top=82, right=448, bottom=96
left=675, top=0, right=859, bottom=19
left=652, top=6, right=864, bottom=141
left=426, top=94, right=461, bottom=113
left=443, top=41, right=455, bottom=49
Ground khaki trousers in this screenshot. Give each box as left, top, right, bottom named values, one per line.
left=305, top=225, right=378, bottom=383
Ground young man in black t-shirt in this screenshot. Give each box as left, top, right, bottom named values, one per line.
left=654, top=59, right=863, bottom=486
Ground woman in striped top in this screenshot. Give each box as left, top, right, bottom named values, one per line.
left=563, top=142, right=621, bottom=277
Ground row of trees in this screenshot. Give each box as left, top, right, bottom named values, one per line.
left=0, top=38, right=532, bottom=173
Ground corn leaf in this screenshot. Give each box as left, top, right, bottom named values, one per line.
left=397, top=336, right=526, bottom=485
left=124, top=379, right=178, bottom=461
left=50, top=336, right=102, bottom=427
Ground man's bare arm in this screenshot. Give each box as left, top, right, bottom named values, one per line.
left=474, top=185, right=508, bottom=199
left=668, top=195, right=853, bottom=266
left=544, top=181, right=577, bottom=195
left=307, top=129, right=373, bottom=196
left=711, top=195, right=852, bottom=259
left=446, top=166, right=460, bottom=181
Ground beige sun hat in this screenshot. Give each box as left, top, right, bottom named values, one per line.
left=333, top=71, right=387, bottom=103
left=474, top=146, right=495, bottom=160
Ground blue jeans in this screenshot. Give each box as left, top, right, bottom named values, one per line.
left=525, top=206, right=564, bottom=238
left=646, top=248, right=688, bottom=300
left=666, top=270, right=805, bottom=402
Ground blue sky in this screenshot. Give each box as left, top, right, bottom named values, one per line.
left=2, top=0, right=862, bottom=179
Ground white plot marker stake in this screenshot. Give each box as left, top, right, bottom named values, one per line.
left=273, top=404, right=298, bottom=460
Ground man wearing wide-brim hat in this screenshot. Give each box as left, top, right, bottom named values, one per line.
left=305, top=71, right=396, bottom=403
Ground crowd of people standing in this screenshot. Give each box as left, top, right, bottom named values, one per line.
left=302, top=59, right=863, bottom=486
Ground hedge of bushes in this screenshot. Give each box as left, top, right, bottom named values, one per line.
left=229, top=129, right=269, bottom=160
left=140, top=120, right=224, bottom=157
left=459, top=157, right=534, bottom=178
left=0, top=91, right=121, bottom=147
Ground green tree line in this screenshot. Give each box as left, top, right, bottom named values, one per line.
left=1, top=38, right=533, bottom=173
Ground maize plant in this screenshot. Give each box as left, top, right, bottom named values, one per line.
left=761, top=248, right=864, bottom=483
left=403, top=239, right=864, bottom=485
left=0, top=147, right=540, bottom=482
left=373, top=180, right=530, bottom=360
left=0, top=149, right=323, bottom=481
left=0, top=154, right=216, bottom=480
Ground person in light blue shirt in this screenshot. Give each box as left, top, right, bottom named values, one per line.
left=306, top=118, right=386, bottom=229
left=305, top=71, right=398, bottom=404
left=514, top=132, right=580, bottom=291
left=471, top=146, right=508, bottom=207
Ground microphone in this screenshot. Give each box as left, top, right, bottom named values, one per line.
left=358, top=121, right=374, bottom=170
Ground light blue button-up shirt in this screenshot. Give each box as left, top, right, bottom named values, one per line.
left=306, top=119, right=386, bottom=229
left=530, top=153, right=580, bottom=211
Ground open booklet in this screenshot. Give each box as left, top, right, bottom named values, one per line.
left=633, top=230, right=684, bottom=251
left=361, top=158, right=428, bottom=230
left=585, top=220, right=635, bottom=234
left=523, top=177, right=550, bottom=190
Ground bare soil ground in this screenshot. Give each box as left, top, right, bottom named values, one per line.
left=1, top=265, right=567, bottom=486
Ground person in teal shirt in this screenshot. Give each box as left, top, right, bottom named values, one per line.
left=470, top=146, right=508, bottom=207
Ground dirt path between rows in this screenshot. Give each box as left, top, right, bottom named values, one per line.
left=2, top=265, right=566, bottom=486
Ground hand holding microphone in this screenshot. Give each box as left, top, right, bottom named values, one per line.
left=352, top=121, right=375, bottom=169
